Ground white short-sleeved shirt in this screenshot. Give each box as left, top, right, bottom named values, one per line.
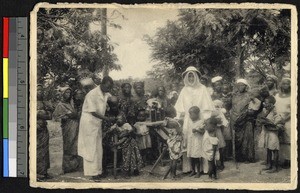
left=78, top=86, right=111, bottom=161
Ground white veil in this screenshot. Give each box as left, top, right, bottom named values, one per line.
left=183, top=71, right=202, bottom=88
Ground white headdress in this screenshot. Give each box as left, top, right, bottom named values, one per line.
left=211, top=76, right=223, bottom=83
left=236, top=78, right=250, bottom=88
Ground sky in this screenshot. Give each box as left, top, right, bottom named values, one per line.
left=91, top=8, right=178, bottom=80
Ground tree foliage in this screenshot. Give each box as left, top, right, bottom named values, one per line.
left=145, top=9, right=291, bottom=82
left=37, top=8, right=122, bottom=89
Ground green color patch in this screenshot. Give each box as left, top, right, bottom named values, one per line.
left=3, top=99, right=9, bottom=138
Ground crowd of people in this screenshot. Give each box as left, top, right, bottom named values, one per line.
left=36, top=66, right=291, bottom=182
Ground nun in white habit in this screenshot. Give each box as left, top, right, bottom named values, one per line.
left=175, top=66, right=215, bottom=173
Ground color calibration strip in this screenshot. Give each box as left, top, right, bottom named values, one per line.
left=2, top=17, right=28, bottom=177
left=3, top=17, right=9, bottom=177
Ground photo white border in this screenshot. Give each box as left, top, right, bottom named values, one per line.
left=29, top=2, right=298, bottom=190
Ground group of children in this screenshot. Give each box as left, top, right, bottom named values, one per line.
left=101, top=90, right=230, bottom=182
left=102, top=96, right=165, bottom=178
left=184, top=105, right=224, bottom=181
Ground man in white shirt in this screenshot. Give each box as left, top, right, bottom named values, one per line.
left=78, top=76, right=114, bottom=181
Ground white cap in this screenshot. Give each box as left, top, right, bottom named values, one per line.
left=236, top=78, right=250, bottom=87
left=211, top=76, right=223, bottom=83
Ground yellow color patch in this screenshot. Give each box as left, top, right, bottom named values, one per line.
left=3, top=58, right=8, bottom=98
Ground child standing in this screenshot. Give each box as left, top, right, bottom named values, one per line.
left=134, top=108, right=167, bottom=165
left=163, top=118, right=183, bottom=179
left=110, top=113, right=143, bottom=178
left=187, top=106, right=206, bottom=178
left=203, top=116, right=221, bottom=182
left=221, top=84, right=233, bottom=159
left=258, top=95, right=282, bottom=173
left=212, top=100, right=228, bottom=170
left=134, top=109, right=160, bottom=165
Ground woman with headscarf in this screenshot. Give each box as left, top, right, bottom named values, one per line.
left=133, top=81, right=148, bottom=115
left=53, top=86, right=81, bottom=174
left=275, top=78, right=291, bottom=168
left=153, top=86, right=176, bottom=118
left=199, top=74, right=213, bottom=96
left=231, top=79, right=262, bottom=163
left=37, top=84, right=53, bottom=181
left=265, top=75, right=278, bottom=96
left=211, top=76, right=223, bottom=100
left=175, top=66, right=215, bottom=173
left=119, top=83, right=135, bottom=125
left=73, top=89, right=85, bottom=115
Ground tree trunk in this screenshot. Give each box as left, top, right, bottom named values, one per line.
left=235, top=41, right=243, bottom=79
left=101, top=8, right=109, bottom=77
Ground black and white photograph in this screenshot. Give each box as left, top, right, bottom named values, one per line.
left=29, top=3, right=297, bottom=189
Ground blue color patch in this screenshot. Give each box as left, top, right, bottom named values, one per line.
left=3, top=139, right=9, bottom=177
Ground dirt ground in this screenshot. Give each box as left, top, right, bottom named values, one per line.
left=46, top=120, right=290, bottom=183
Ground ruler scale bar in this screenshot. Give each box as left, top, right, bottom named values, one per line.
left=9, top=18, right=18, bottom=177
left=16, top=17, right=28, bottom=177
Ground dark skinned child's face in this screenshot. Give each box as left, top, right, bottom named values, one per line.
left=189, top=110, right=200, bottom=122
left=137, top=111, right=147, bottom=122
left=200, top=78, right=207, bottom=85
left=110, top=104, right=119, bottom=113
left=237, top=83, right=247, bottom=93
left=222, top=85, right=230, bottom=94
left=158, top=87, right=165, bottom=97
left=213, top=81, right=222, bottom=92
left=135, top=86, right=144, bottom=96
left=74, top=90, right=84, bottom=101
left=116, top=115, right=125, bottom=126
left=281, top=80, right=291, bottom=93
left=266, top=78, right=275, bottom=89
left=63, top=89, right=72, bottom=101
left=263, top=99, right=274, bottom=111
left=123, top=84, right=131, bottom=95
left=37, top=87, right=44, bottom=100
